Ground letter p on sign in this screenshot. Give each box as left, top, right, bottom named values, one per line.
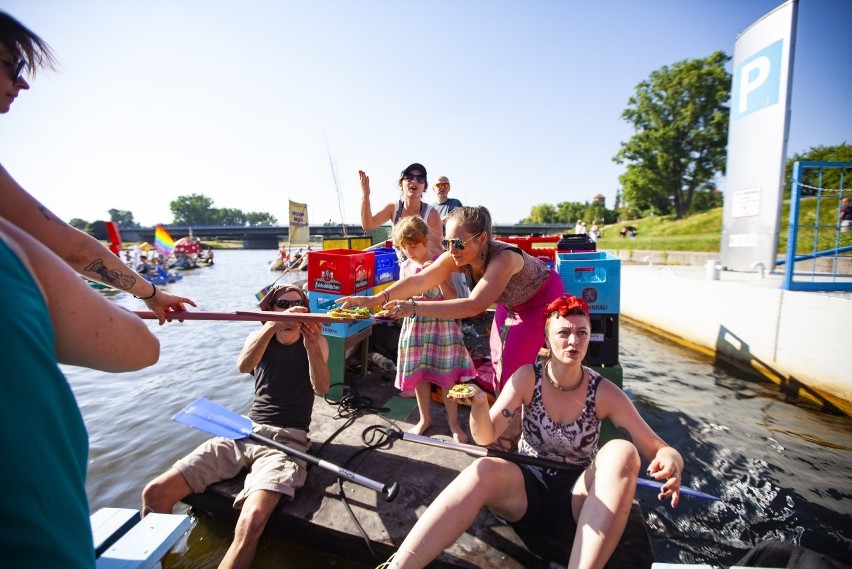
left=731, top=39, right=783, bottom=121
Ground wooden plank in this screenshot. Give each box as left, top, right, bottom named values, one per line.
left=95, top=513, right=190, bottom=569
left=91, top=508, right=139, bottom=557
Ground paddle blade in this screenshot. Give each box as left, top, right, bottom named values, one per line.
left=637, top=478, right=721, bottom=501
left=172, top=397, right=253, bottom=441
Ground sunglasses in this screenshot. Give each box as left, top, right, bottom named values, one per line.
left=403, top=174, right=426, bottom=184
left=5, top=59, right=26, bottom=82
left=441, top=232, right=481, bottom=251
left=273, top=298, right=305, bottom=310
left=435, top=182, right=450, bottom=190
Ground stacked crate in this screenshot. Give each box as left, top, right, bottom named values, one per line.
left=307, top=248, right=375, bottom=338
left=555, top=251, right=620, bottom=366
left=498, top=236, right=560, bottom=268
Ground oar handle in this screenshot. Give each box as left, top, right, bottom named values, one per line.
left=251, top=433, right=399, bottom=502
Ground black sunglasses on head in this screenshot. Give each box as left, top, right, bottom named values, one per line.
left=273, top=298, right=305, bottom=310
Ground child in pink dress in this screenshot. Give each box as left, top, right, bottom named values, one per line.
left=391, top=216, right=478, bottom=443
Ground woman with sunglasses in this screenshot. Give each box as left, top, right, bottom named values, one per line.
left=0, top=10, right=195, bottom=325
left=339, top=206, right=564, bottom=401
left=359, top=163, right=443, bottom=254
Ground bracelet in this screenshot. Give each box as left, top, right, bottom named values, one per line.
left=382, top=290, right=390, bottom=305
left=409, top=299, right=416, bottom=317
left=134, top=282, right=157, bottom=300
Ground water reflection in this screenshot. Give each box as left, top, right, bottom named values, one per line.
left=65, top=250, right=851, bottom=568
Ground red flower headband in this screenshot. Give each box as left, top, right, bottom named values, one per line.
left=544, top=294, right=590, bottom=320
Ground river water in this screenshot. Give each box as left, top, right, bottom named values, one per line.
left=66, top=250, right=851, bottom=568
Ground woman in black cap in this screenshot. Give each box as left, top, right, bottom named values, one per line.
left=359, top=163, right=443, bottom=254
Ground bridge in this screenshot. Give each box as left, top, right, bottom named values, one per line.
left=119, top=223, right=570, bottom=249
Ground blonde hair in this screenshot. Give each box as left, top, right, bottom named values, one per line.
left=446, top=206, right=492, bottom=239
left=392, top=215, right=430, bottom=248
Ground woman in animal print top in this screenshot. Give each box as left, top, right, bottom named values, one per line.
left=385, top=294, right=684, bottom=569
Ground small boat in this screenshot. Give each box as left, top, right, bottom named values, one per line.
left=142, top=269, right=183, bottom=286
left=182, top=374, right=653, bottom=568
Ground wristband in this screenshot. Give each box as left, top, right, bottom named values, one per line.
left=134, top=282, right=157, bottom=300
left=382, top=290, right=390, bottom=305
left=410, top=299, right=416, bottom=317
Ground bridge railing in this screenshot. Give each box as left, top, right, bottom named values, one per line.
left=780, top=160, right=852, bottom=291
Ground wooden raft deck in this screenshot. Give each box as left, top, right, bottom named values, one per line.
left=182, top=365, right=654, bottom=568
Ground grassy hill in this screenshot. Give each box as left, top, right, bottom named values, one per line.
left=596, top=197, right=850, bottom=253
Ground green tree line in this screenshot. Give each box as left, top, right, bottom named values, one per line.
left=70, top=194, right=278, bottom=239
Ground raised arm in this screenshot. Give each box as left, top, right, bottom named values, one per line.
left=358, top=170, right=394, bottom=230
left=0, top=218, right=159, bottom=372
left=0, top=164, right=196, bottom=324
left=468, top=365, right=533, bottom=445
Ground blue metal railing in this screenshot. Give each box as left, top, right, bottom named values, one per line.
left=781, top=161, right=852, bottom=291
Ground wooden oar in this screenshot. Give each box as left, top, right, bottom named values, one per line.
left=173, top=397, right=400, bottom=502
left=134, top=310, right=362, bottom=323
left=384, top=428, right=720, bottom=501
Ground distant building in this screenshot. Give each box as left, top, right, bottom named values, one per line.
left=593, top=193, right=606, bottom=206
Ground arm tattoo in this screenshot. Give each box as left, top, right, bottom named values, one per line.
left=38, top=204, right=67, bottom=226
left=501, top=408, right=517, bottom=423
left=84, top=258, right=136, bottom=290
left=616, top=426, right=634, bottom=443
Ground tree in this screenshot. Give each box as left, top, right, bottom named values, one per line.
left=87, top=220, right=108, bottom=241
left=69, top=218, right=88, bottom=230
left=108, top=209, right=138, bottom=227
left=212, top=207, right=246, bottom=226
left=246, top=211, right=278, bottom=226
left=170, top=194, right=216, bottom=225
left=614, top=51, right=731, bottom=219
left=784, top=142, right=852, bottom=197
left=522, top=204, right=559, bottom=224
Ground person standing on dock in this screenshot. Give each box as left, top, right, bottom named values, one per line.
left=359, top=163, right=443, bottom=254
left=383, top=294, right=684, bottom=569
left=142, top=284, right=329, bottom=569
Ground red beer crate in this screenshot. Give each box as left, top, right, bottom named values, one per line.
left=308, top=248, right=375, bottom=295
left=499, top=236, right=559, bottom=267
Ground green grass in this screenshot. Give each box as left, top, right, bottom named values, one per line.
left=595, top=198, right=852, bottom=253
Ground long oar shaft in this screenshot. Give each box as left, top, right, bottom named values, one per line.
left=249, top=432, right=398, bottom=500
left=388, top=429, right=719, bottom=501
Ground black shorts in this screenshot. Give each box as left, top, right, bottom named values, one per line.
left=512, top=462, right=585, bottom=541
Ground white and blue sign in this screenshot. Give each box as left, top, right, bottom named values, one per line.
left=731, top=39, right=783, bottom=121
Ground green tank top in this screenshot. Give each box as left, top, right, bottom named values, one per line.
left=0, top=237, right=94, bottom=568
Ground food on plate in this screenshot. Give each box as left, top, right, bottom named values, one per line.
left=327, top=306, right=372, bottom=320
left=447, top=383, right=477, bottom=399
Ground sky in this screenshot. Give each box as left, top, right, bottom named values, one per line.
left=1, top=0, right=850, bottom=227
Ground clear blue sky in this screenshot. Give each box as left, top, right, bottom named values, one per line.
left=1, top=0, right=849, bottom=227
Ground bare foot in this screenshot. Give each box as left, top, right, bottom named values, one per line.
left=408, top=419, right=431, bottom=435
left=451, top=427, right=469, bottom=444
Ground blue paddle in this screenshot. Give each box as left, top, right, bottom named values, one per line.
left=385, top=428, right=720, bottom=501
left=173, top=397, right=400, bottom=502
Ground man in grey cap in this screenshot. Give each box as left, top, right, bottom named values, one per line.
left=142, top=283, right=329, bottom=567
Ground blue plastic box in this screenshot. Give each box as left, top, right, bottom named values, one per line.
left=307, top=289, right=372, bottom=338
left=372, top=247, right=400, bottom=285
left=556, top=251, right=620, bottom=314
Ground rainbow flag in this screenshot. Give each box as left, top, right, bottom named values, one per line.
left=155, top=224, right=175, bottom=257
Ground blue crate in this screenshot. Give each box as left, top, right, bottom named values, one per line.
left=372, top=247, right=400, bottom=285
left=556, top=251, right=620, bottom=314
left=308, top=290, right=372, bottom=338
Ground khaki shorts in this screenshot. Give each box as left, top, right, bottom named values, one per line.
left=174, top=424, right=310, bottom=508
